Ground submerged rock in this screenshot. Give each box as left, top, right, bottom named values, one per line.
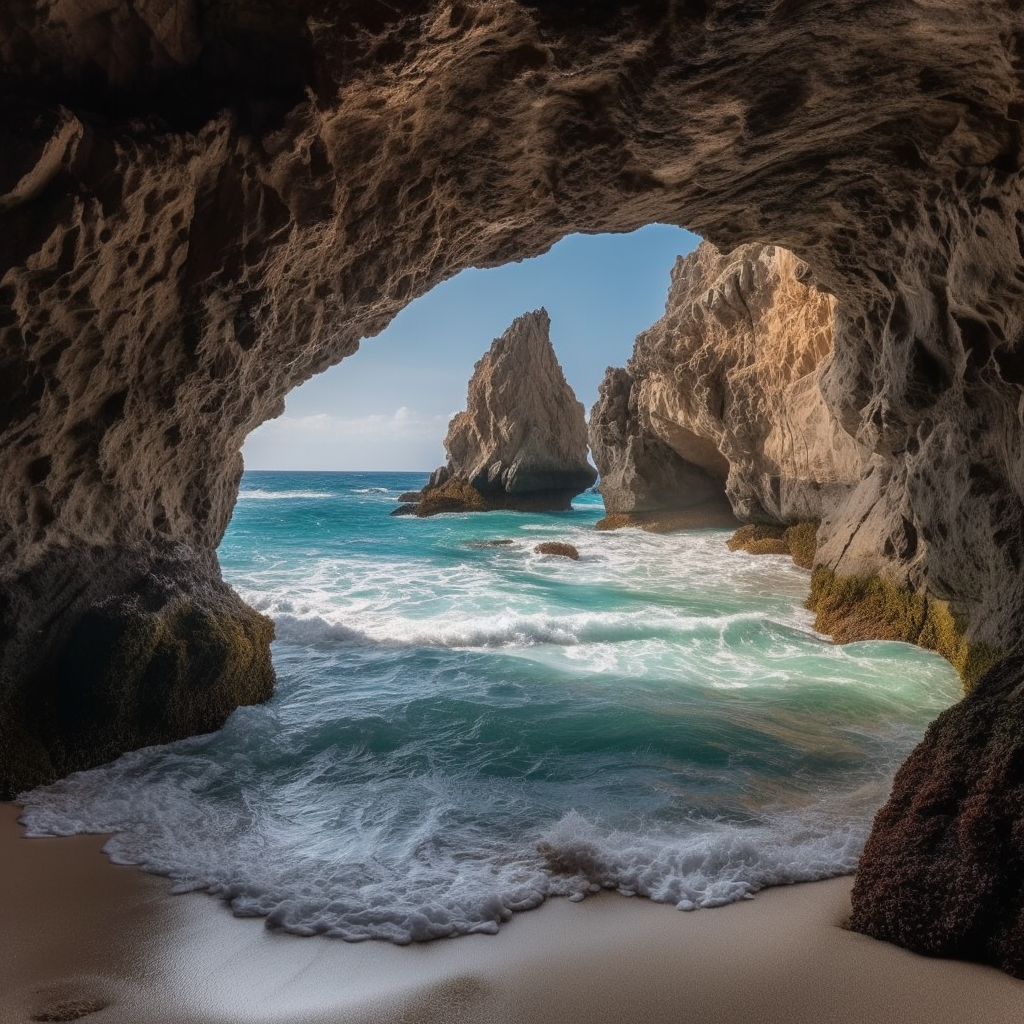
left=534, top=542, right=579, bottom=560
left=411, top=310, right=596, bottom=515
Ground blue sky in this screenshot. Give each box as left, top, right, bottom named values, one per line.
left=242, top=224, right=701, bottom=471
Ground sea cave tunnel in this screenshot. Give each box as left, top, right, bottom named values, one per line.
left=4, top=0, right=1024, bottom=974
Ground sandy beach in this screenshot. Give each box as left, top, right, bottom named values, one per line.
left=3, top=803, right=1024, bottom=1024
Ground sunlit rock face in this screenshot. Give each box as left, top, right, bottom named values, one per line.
left=2, top=2, right=1024, bottom=954
left=417, top=309, right=596, bottom=514
left=591, top=241, right=870, bottom=524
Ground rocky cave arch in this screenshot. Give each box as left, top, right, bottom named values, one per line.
left=4, top=0, right=1024, bottom=974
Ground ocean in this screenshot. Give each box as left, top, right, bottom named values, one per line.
left=19, top=470, right=961, bottom=943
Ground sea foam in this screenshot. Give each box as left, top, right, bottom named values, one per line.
left=18, top=471, right=962, bottom=943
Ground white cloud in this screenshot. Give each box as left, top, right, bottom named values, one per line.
left=242, top=408, right=454, bottom=471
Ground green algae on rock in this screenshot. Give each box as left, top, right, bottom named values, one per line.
left=726, top=521, right=820, bottom=570
left=807, top=567, right=1001, bottom=692
left=726, top=524, right=789, bottom=557
left=594, top=499, right=740, bottom=533
left=726, top=520, right=999, bottom=690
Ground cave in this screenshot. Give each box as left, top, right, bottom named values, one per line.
left=4, top=0, right=1024, bottom=975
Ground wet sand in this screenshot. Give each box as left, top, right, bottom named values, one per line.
left=3, top=802, right=1024, bottom=1024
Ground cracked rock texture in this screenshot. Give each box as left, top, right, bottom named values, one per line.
left=591, top=241, right=870, bottom=525
left=417, top=309, right=596, bottom=514
left=851, top=655, right=1024, bottom=978
left=3, top=0, right=1024, bottom=971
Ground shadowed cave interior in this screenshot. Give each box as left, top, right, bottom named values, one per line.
left=4, top=0, right=1024, bottom=976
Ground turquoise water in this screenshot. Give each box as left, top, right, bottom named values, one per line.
left=21, top=471, right=961, bottom=942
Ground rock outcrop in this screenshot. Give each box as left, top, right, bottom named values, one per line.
left=590, top=241, right=870, bottom=526
left=851, top=655, right=1024, bottom=978
left=4, top=0, right=1024, bottom=974
left=589, top=365, right=731, bottom=520
left=410, top=310, right=596, bottom=514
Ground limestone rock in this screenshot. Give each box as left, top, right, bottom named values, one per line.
left=3, top=1, right=1024, bottom=966
left=589, top=366, right=726, bottom=516
left=415, top=310, right=596, bottom=514
left=591, top=241, right=871, bottom=528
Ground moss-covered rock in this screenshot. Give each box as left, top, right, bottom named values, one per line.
left=594, top=500, right=740, bottom=533
left=782, top=521, right=818, bottom=569
left=412, top=478, right=580, bottom=516
left=726, top=523, right=789, bottom=555
left=726, top=520, right=820, bottom=564
left=807, top=566, right=1001, bottom=691
left=415, top=478, right=490, bottom=515
left=1, top=587, right=275, bottom=800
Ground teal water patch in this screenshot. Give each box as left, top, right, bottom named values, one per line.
left=19, top=471, right=962, bottom=941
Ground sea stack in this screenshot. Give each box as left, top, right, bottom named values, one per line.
left=406, top=309, right=596, bottom=516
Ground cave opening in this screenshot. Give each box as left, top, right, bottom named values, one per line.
left=4, top=0, right=1024, bottom=987
left=241, top=225, right=698, bottom=474
left=102, top=223, right=954, bottom=945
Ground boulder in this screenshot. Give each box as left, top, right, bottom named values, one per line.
left=534, top=542, right=579, bottom=560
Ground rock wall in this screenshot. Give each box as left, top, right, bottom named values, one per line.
left=408, top=309, right=596, bottom=515
left=850, top=655, right=1024, bottom=978
left=3, top=0, right=1024, bottom=970
left=589, top=365, right=730, bottom=517
left=591, top=241, right=870, bottom=524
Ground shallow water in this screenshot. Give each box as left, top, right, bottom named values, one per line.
left=20, top=471, right=961, bottom=942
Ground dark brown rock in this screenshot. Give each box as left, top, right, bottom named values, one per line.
left=0, top=547, right=273, bottom=799
left=850, top=656, right=1024, bottom=977
left=534, top=542, right=579, bottom=560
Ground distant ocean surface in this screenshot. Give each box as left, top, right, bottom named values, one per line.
left=21, top=471, right=961, bottom=942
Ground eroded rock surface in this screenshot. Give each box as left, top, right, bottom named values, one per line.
left=589, top=365, right=729, bottom=518
left=851, top=656, right=1024, bottom=977
left=413, top=309, right=596, bottom=514
left=3, top=2, right=1024, bottom=965
left=590, top=241, right=870, bottom=526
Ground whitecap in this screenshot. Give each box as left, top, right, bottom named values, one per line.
left=236, top=490, right=332, bottom=501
